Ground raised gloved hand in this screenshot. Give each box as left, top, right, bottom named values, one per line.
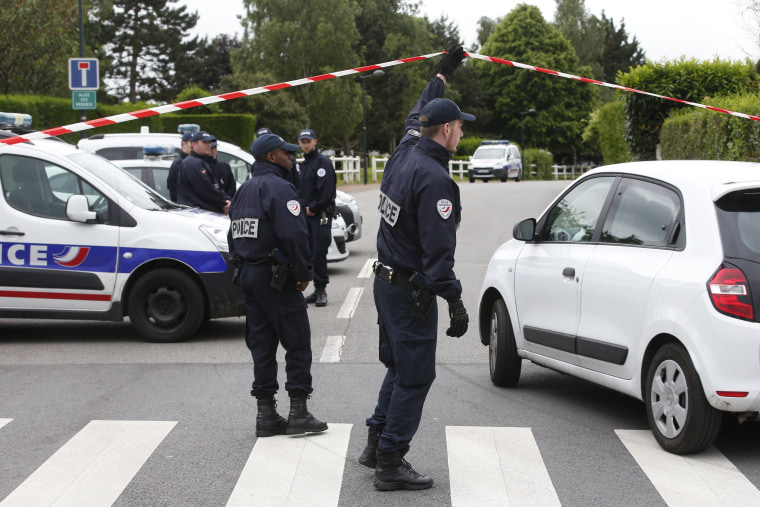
left=446, top=299, right=469, bottom=337
left=438, top=44, right=465, bottom=81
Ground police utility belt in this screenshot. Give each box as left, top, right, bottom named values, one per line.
left=239, top=249, right=293, bottom=291
left=372, top=261, right=436, bottom=319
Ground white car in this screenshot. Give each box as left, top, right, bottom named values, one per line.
left=479, top=160, right=760, bottom=454
left=0, top=134, right=243, bottom=342
left=468, top=140, right=523, bottom=183
left=110, top=159, right=349, bottom=263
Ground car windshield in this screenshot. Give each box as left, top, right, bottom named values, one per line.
left=67, top=152, right=173, bottom=211
left=474, top=147, right=506, bottom=159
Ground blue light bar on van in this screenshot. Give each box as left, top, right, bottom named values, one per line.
left=0, top=112, right=32, bottom=127
left=178, top=124, right=200, bottom=134
left=143, top=145, right=169, bottom=156
left=481, top=140, right=509, bottom=145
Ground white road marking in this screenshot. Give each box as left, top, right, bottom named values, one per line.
left=358, top=258, right=376, bottom=278
left=226, top=423, right=352, bottom=507
left=320, top=335, right=346, bottom=363
left=0, top=419, right=11, bottom=430
left=447, top=426, right=561, bottom=506
left=0, top=419, right=176, bottom=507
left=336, top=287, right=363, bottom=319
left=616, top=429, right=760, bottom=506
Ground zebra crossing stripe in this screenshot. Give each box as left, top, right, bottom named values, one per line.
left=0, top=419, right=11, bottom=431
left=336, top=287, right=363, bottom=319
left=320, top=335, right=346, bottom=363
left=227, top=423, right=352, bottom=506
left=358, top=258, right=376, bottom=279
left=446, top=426, right=561, bottom=506
left=0, top=420, right=176, bottom=507
left=615, top=430, right=760, bottom=506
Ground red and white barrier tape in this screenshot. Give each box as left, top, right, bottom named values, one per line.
left=2, top=51, right=757, bottom=146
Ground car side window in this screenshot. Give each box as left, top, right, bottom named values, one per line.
left=0, top=154, right=109, bottom=221
left=217, top=152, right=250, bottom=183
left=542, top=176, right=615, bottom=242
left=601, top=178, right=680, bottom=247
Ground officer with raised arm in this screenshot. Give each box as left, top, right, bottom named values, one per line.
left=358, top=45, right=472, bottom=491
left=228, top=133, right=328, bottom=438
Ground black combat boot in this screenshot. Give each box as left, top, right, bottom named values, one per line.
left=315, top=287, right=327, bottom=307
left=374, top=449, right=433, bottom=491
left=305, top=289, right=319, bottom=304
left=256, top=397, right=287, bottom=437
left=286, top=396, right=328, bottom=435
left=358, top=427, right=380, bottom=468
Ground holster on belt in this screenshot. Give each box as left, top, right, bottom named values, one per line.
left=373, top=261, right=436, bottom=319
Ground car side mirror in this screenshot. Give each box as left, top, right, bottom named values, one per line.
left=513, top=218, right=536, bottom=241
left=66, top=194, right=97, bottom=223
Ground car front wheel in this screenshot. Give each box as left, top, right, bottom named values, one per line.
left=128, top=268, right=205, bottom=343
left=489, top=299, right=522, bottom=387
left=645, top=343, right=722, bottom=454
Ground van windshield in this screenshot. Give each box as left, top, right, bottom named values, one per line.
left=473, top=147, right=506, bottom=159
left=67, top=152, right=173, bottom=211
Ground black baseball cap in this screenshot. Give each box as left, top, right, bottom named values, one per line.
left=191, top=131, right=216, bottom=143
left=251, top=134, right=299, bottom=159
left=256, top=127, right=273, bottom=136
left=420, top=98, right=476, bottom=127
left=298, top=128, right=317, bottom=140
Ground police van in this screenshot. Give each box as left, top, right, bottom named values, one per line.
left=0, top=129, right=243, bottom=342
left=468, top=140, right=523, bottom=183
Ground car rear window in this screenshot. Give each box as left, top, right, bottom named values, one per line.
left=715, top=189, right=760, bottom=258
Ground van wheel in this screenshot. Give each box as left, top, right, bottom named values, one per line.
left=515, top=169, right=522, bottom=182
left=469, top=175, right=475, bottom=183
left=645, top=343, right=722, bottom=454
left=489, top=299, right=522, bottom=387
left=128, top=268, right=205, bottom=343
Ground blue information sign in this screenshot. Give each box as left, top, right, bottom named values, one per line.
left=68, top=58, right=99, bottom=91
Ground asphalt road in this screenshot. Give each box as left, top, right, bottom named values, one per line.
left=2, top=179, right=760, bottom=506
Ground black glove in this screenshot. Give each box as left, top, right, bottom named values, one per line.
left=446, top=299, right=469, bottom=338
left=438, top=44, right=465, bottom=81
left=231, top=255, right=243, bottom=286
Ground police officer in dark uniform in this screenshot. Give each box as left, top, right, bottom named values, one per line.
left=167, top=130, right=193, bottom=202
left=297, top=128, right=336, bottom=307
left=210, top=140, right=237, bottom=199
left=253, top=127, right=301, bottom=189
left=228, top=133, right=328, bottom=437
left=177, top=131, right=231, bottom=214
left=358, top=46, right=471, bottom=491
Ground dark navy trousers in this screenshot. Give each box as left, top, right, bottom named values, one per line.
left=306, top=215, right=331, bottom=288
left=366, top=276, right=438, bottom=453
left=240, top=263, right=313, bottom=399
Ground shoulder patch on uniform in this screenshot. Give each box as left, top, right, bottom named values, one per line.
left=317, top=168, right=326, bottom=177
left=407, top=129, right=421, bottom=138
left=437, top=199, right=453, bottom=219
left=287, top=200, right=301, bottom=216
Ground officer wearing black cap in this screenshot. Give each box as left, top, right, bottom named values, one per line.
left=253, top=127, right=301, bottom=189
left=297, top=128, right=336, bottom=307
left=228, top=133, right=328, bottom=438
left=177, top=131, right=231, bottom=214
left=358, top=45, right=471, bottom=491
left=167, top=130, right=193, bottom=202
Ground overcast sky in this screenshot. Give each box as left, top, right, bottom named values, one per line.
left=180, top=0, right=757, bottom=66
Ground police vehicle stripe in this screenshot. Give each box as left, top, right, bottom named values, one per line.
left=0, top=420, right=176, bottom=506
left=0, top=290, right=111, bottom=302
left=616, top=430, right=760, bottom=505
left=226, top=423, right=352, bottom=507
left=447, top=426, right=561, bottom=506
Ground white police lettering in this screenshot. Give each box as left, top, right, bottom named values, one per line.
left=378, top=191, right=401, bottom=226
left=317, top=168, right=326, bottom=178
left=437, top=199, right=453, bottom=219
left=231, top=218, right=259, bottom=239
left=287, top=200, right=301, bottom=216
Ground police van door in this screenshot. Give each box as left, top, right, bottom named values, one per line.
left=0, top=154, right=119, bottom=312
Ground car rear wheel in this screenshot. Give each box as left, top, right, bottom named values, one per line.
left=469, top=175, right=475, bottom=183
left=645, top=343, right=722, bottom=454
left=128, top=268, right=205, bottom=343
left=489, top=299, right=522, bottom=387
left=515, top=169, right=522, bottom=182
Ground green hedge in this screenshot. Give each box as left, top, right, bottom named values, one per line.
left=523, top=148, right=554, bottom=180
left=0, top=94, right=257, bottom=149
left=661, top=94, right=760, bottom=161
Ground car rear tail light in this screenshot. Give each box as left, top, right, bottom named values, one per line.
left=716, top=391, right=749, bottom=397
left=708, top=266, right=754, bottom=320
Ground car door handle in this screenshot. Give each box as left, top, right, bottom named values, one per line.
left=562, top=267, right=575, bottom=278
left=0, top=229, right=25, bottom=236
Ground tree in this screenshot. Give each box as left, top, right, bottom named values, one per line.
left=173, top=35, right=241, bottom=96
left=583, top=100, right=632, bottom=165
left=235, top=0, right=362, bottom=154
left=600, top=13, right=645, bottom=83
left=553, top=0, right=604, bottom=80
left=0, top=0, right=79, bottom=96
left=477, top=4, right=596, bottom=163
left=87, top=0, right=200, bottom=103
